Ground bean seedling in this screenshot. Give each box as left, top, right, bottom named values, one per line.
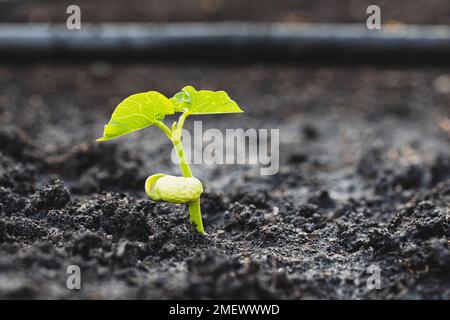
left=97, top=86, right=243, bottom=234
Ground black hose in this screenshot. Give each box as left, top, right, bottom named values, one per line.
left=1, top=23, right=449, bottom=64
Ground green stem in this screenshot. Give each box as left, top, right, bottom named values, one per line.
left=173, top=139, right=193, bottom=177
left=171, top=111, right=205, bottom=234
left=155, top=121, right=172, bottom=139
left=188, top=199, right=203, bottom=234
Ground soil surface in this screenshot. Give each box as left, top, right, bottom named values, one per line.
left=1, top=0, right=449, bottom=25
left=0, top=62, right=449, bottom=299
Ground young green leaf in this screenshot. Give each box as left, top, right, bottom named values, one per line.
left=170, top=86, right=243, bottom=115
left=97, top=91, right=174, bottom=141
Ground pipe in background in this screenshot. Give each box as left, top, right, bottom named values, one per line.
left=1, top=23, right=449, bottom=63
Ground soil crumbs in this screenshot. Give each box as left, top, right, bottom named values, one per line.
left=0, top=63, right=449, bottom=299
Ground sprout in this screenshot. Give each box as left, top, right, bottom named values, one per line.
left=97, top=86, right=243, bottom=234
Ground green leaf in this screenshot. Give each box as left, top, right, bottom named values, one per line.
left=97, top=91, right=174, bottom=141
left=170, top=86, right=243, bottom=115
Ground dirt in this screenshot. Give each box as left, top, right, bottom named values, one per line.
left=1, top=0, right=450, bottom=25
left=0, top=63, right=449, bottom=299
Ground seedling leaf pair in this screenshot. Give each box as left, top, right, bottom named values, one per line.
left=97, top=86, right=242, bottom=141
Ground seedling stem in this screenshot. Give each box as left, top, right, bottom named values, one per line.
left=171, top=110, right=204, bottom=234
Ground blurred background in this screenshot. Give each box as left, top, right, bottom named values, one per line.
left=0, top=0, right=449, bottom=24
left=0, top=0, right=448, bottom=192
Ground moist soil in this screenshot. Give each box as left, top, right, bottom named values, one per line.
left=0, top=63, right=449, bottom=299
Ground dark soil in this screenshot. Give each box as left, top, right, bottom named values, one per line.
left=0, top=63, right=449, bottom=299
left=1, top=0, right=450, bottom=25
